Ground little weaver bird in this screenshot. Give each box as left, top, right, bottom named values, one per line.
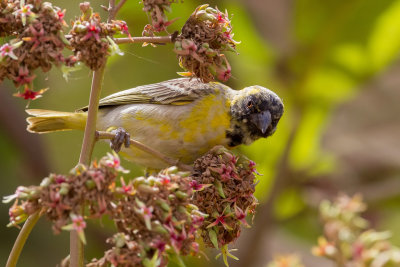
left=26, top=78, right=284, bottom=169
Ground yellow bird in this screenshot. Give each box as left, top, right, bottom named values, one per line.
left=26, top=78, right=284, bottom=169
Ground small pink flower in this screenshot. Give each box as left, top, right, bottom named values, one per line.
left=14, top=87, right=48, bottom=101
left=119, top=177, right=134, bottom=195
left=151, top=239, right=167, bottom=253
left=207, top=214, right=232, bottom=230
left=114, top=20, right=130, bottom=36
left=219, top=164, right=233, bottom=182
left=72, top=214, right=86, bottom=232
left=62, top=214, right=87, bottom=244
left=7, top=203, right=28, bottom=227
left=25, top=25, right=49, bottom=51
left=312, top=237, right=337, bottom=257
left=234, top=205, right=250, bottom=227
left=81, top=21, right=101, bottom=42
left=55, top=175, right=66, bottom=184
left=215, top=9, right=229, bottom=25
left=352, top=242, right=364, bottom=260
left=3, top=186, right=29, bottom=203
left=248, top=160, right=260, bottom=175
left=191, top=214, right=205, bottom=226
left=14, top=1, right=35, bottom=26
left=223, top=30, right=233, bottom=40
left=216, top=65, right=232, bottom=82
left=0, top=43, right=19, bottom=60
left=57, top=9, right=65, bottom=22
left=135, top=199, right=153, bottom=230
left=229, top=154, right=238, bottom=165
left=142, top=206, right=153, bottom=218
left=169, top=228, right=187, bottom=252
left=88, top=169, right=105, bottom=190
left=14, top=66, right=36, bottom=87
left=158, top=175, right=170, bottom=186
left=107, top=154, right=119, bottom=168
left=105, top=152, right=129, bottom=173
left=189, top=180, right=211, bottom=191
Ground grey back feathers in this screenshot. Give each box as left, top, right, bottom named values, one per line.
left=78, top=78, right=223, bottom=111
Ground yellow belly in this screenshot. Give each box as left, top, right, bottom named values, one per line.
left=97, top=94, right=231, bottom=169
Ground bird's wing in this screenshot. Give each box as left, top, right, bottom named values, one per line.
left=77, top=78, right=221, bottom=111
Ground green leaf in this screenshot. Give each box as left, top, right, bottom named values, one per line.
left=208, top=229, right=219, bottom=249
left=368, top=0, right=400, bottom=71
left=142, top=251, right=161, bottom=267
left=274, top=187, right=305, bottom=220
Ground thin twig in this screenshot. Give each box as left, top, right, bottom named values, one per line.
left=78, top=68, right=106, bottom=165
left=6, top=211, right=41, bottom=267
left=64, top=35, right=173, bottom=45
left=95, top=131, right=193, bottom=172
left=108, top=0, right=127, bottom=22
left=114, top=0, right=127, bottom=18
left=70, top=65, right=107, bottom=267
left=115, top=36, right=172, bottom=44
left=70, top=0, right=120, bottom=263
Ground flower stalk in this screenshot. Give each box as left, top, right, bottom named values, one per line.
left=69, top=64, right=106, bottom=267
left=6, top=211, right=41, bottom=267
left=70, top=0, right=130, bottom=263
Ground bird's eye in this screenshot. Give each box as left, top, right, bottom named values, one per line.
left=247, top=100, right=253, bottom=109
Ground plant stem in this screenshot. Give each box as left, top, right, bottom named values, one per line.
left=78, top=67, right=106, bottom=165
left=64, top=35, right=173, bottom=45
left=70, top=0, right=125, bottom=264
left=108, top=0, right=127, bottom=21
left=96, top=131, right=193, bottom=171
left=70, top=65, right=106, bottom=267
left=115, top=36, right=172, bottom=44
left=6, top=211, right=41, bottom=267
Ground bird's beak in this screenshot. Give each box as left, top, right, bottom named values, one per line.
left=250, top=110, right=271, bottom=134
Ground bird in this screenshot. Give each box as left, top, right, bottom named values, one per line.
left=26, top=78, right=284, bottom=169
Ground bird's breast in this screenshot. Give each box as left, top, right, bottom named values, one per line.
left=97, top=94, right=232, bottom=168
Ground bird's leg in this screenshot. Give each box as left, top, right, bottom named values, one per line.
left=110, top=127, right=131, bottom=153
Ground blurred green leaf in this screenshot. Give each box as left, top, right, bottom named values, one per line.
left=274, top=187, right=305, bottom=220
left=368, top=0, right=400, bottom=71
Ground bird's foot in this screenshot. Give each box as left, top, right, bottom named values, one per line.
left=110, top=127, right=131, bottom=153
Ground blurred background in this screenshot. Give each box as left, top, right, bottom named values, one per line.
left=1, top=0, right=400, bottom=266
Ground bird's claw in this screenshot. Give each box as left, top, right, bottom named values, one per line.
left=110, top=127, right=131, bottom=153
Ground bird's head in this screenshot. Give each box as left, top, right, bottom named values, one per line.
left=228, top=85, right=284, bottom=146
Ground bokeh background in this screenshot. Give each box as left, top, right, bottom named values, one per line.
left=2, top=0, right=400, bottom=266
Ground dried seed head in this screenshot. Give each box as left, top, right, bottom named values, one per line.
left=175, top=5, right=238, bottom=82
left=89, top=167, right=205, bottom=266
left=0, top=0, right=70, bottom=100
left=141, top=0, right=181, bottom=32
left=190, top=146, right=258, bottom=249
left=68, top=2, right=128, bottom=70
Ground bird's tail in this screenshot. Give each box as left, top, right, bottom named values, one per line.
left=26, top=109, right=87, bottom=133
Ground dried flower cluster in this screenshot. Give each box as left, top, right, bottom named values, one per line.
left=0, top=0, right=70, bottom=100
left=190, top=146, right=258, bottom=265
left=69, top=2, right=128, bottom=70
left=0, top=1, right=129, bottom=101
left=4, top=153, right=124, bottom=235
left=312, top=194, right=400, bottom=266
left=0, top=0, right=24, bottom=36
left=174, top=5, right=239, bottom=83
left=4, top=153, right=208, bottom=266
left=141, top=0, right=180, bottom=33
left=89, top=166, right=206, bottom=267
left=4, top=146, right=261, bottom=266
